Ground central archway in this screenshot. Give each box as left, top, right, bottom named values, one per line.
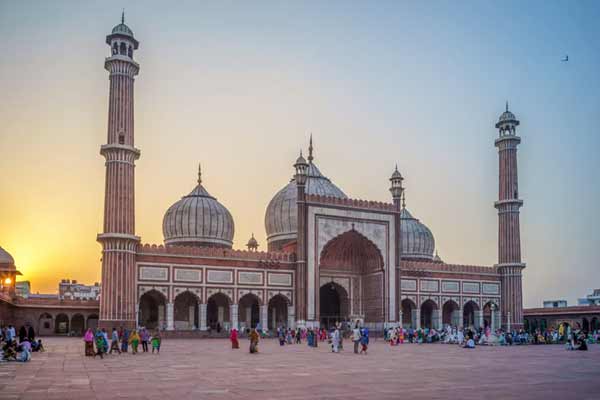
left=239, top=293, right=260, bottom=331
left=319, top=229, right=385, bottom=325
left=139, top=290, right=167, bottom=330
left=319, top=282, right=349, bottom=329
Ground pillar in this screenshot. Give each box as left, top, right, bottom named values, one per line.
left=231, top=304, right=239, bottom=331
left=260, top=304, right=268, bottom=332
left=287, top=305, right=295, bottom=329
left=135, top=302, right=139, bottom=328
left=494, top=310, right=501, bottom=331
left=507, top=312, right=512, bottom=333
left=97, top=16, right=141, bottom=330
left=166, top=303, right=174, bottom=331
left=413, top=309, right=420, bottom=329
left=494, top=104, right=525, bottom=330
left=476, top=310, right=483, bottom=330
left=199, top=303, right=207, bottom=331
left=399, top=311, right=403, bottom=327
left=435, top=309, right=443, bottom=331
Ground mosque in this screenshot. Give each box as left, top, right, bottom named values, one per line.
left=1, top=16, right=527, bottom=334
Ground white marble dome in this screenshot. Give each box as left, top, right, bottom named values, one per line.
left=400, top=207, right=435, bottom=260
left=0, top=246, right=15, bottom=266
left=265, top=161, right=347, bottom=248
left=163, top=168, right=234, bottom=248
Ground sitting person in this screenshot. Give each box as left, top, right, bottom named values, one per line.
left=17, top=339, right=31, bottom=362
left=464, top=338, right=475, bottom=349
left=31, top=339, right=44, bottom=352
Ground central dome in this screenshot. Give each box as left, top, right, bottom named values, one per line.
left=163, top=166, right=234, bottom=248
left=265, top=143, right=347, bottom=250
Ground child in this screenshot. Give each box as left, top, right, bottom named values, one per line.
left=151, top=331, right=161, bottom=354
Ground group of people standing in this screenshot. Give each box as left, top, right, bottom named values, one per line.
left=83, top=327, right=161, bottom=358
left=0, top=324, right=44, bottom=362
left=229, top=328, right=260, bottom=353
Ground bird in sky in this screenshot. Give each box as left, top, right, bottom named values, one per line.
left=561, top=55, right=569, bottom=62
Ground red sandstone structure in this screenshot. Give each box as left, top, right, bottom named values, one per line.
left=1, top=16, right=540, bottom=335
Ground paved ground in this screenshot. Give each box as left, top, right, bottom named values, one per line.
left=1, top=337, right=599, bottom=400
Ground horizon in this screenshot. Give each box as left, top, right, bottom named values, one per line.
left=0, top=1, right=599, bottom=307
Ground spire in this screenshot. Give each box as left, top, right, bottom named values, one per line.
left=197, top=163, right=202, bottom=185
left=401, top=190, right=406, bottom=209
left=506, top=101, right=509, bottom=112
left=308, top=134, right=314, bottom=163
left=121, top=9, right=125, bottom=24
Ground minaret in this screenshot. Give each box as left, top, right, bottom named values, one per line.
left=97, top=13, right=141, bottom=329
left=494, top=102, right=525, bottom=330
left=294, top=151, right=309, bottom=325
left=389, top=166, right=404, bottom=324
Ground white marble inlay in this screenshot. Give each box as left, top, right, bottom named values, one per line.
left=140, top=266, right=169, bottom=281
left=442, top=281, right=460, bottom=293
left=239, top=271, right=263, bottom=285
left=463, top=282, right=480, bottom=294
left=268, top=273, right=292, bottom=286
left=207, top=270, right=233, bottom=284
left=174, top=268, right=201, bottom=282
left=482, top=283, right=500, bottom=295
left=401, top=279, right=417, bottom=291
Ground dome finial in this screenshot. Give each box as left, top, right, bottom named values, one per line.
left=506, top=100, right=509, bottom=112
left=121, top=8, right=125, bottom=24
left=401, top=190, right=406, bottom=209
left=197, top=163, right=202, bottom=185
left=308, top=134, right=314, bottom=163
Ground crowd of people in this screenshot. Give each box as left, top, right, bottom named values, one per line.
left=83, top=327, right=161, bottom=358
left=382, top=323, right=598, bottom=350
left=0, top=324, right=44, bottom=362
left=228, top=323, right=371, bottom=354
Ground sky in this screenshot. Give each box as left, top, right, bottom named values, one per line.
left=0, top=0, right=598, bottom=307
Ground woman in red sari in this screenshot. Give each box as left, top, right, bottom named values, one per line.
left=230, top=328, right=239, bottom=349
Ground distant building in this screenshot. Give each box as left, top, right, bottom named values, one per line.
left=59, top=279, right=101, bottom=301
left=543, top=300, right=567, bottom=308
left=15, top=281, right=31, bottom=298
left=578, top=289, right=600, bottom=306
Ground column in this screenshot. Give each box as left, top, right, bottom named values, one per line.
left=398, top=311, right=403, bottom=328
left=198, top=303, right=207, bottom=331
left=135, top=302, right=139, bottom=328
left=166, top=302, right=174, bottom=331
left=413, top=309, right=420, bottom=329
left=436, top=309, right=443, bottom=331
left=231, top=304, right=239, bottom=331
left=494, top=310, right=501, bottom=331
left=476, top=310, right=483, bottom=329
left=287, top=305, right=295, bottom=329
left=507, top=312, right=512, bottom=332
left=260, top=304, right=268, bottom=332
left=491, top=307, right=496, bottom=331
left=158, top=304, right=165, bottom=329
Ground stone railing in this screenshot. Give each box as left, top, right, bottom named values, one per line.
left=306, top=194, right=396, bottom=212
left=137, top=243, right=295, bottom=263
left=402, top=260, right=497, bottom=275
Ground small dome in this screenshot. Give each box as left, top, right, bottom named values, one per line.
left=246, top=234, right=259, bottom=250
left=400, top=207, right=435, bottom=260
left=0, top=246, right=15, bottom=266
left=265, top=161, right=347, bottom=248
left=163, top=167, right=234, bottom=248
left=496, top=102, right=519, bottom=128
left=112, top=23, right=134, bottom=37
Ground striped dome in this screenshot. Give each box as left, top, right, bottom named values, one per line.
left=400, top=207, right=435, bottom=260
left=265, top=161, right=347, bottom=247
left=163, top=168, right=234, bottom=248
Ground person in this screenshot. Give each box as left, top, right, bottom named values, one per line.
left=121, top=328, right=129, bottom=353
left=140, top=328, right=149, bottom=352
left=109, top=328, right=121, bottom=354
left=18, top=326, right=27, bottom=343
left=352, top=325, right=361, bottom=354
left=296, top=328, right=302, bottom=344
left=94, top=330, right=106, bottom=358
left=31, top=339, right=44, bottom=352
left=101, top=328, right=109, bottom=354
left=129, top=330, right=140, bottom=354
left=278, top=328, right=285, bottom=346
left=27, top=326, right=35, bottom=342
left=84, top=328, right=95, bottom=356
left=151, top=331, right=161, bottom=354
left=464, top=338, right=475, bottom=349
left=17, top=338, right=31, bottom=362
left=331, top=327, right=340, bottom=353
left=360, top=327, right=369, bottom=354
left=249, top=328, right=259, bottom=354
left=230, top=328, right=239, bottom=349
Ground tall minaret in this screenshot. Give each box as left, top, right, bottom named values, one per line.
left=97, top=13, right=141, bottom=329
left=494, top=102, right=525, bottom=330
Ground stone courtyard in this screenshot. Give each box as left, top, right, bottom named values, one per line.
left=1, top=337, right=599, bottom=400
